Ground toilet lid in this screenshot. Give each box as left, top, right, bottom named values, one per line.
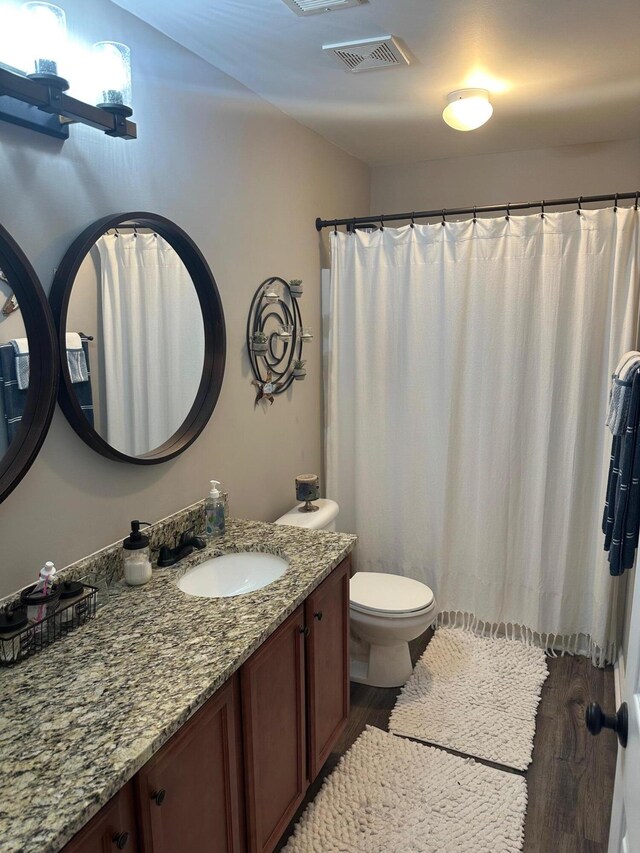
left=350, top=572, right=434, bottom=615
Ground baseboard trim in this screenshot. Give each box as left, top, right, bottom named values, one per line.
left=614, top=649, right=625, bottom=708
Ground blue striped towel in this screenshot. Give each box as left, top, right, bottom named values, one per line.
left=606, top=351, right=640, bottom=435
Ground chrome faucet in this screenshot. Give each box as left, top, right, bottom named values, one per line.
left=156, top=528, right=206, bottom=568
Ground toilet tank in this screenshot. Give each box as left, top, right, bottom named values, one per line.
left=274, top=498, right=339, bottom=531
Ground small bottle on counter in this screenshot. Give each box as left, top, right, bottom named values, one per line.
left=20, top=562, right=60, bottom=625
left=122, top=520, right=152, bottom=586
left=205, top=480, right=226, bottom=539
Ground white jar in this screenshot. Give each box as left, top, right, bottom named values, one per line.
left=122, top=521, right=152, bottom=587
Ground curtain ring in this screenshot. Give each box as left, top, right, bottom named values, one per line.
left=473, top=205, right=477, bottom=224
left=379, top=215, right=384, bottom=232
left=614, top=193, right=618, bottom=212
left=334, top=222, right=338, bottom=235
left=133, top=224, right=138, bottom=238
left=577, top=196, right=583, bottom=216
left=540, top=199, right=545, bottom=219
left=441, top=209, right=446, bottom=227
left=350, top=217, right=356, bottom=235
left=114, top=227, right=120, bottom=238
left=410, top=212, right=415, bottom=229
left=635, top=191, right=639, bottom=210
left=505, top=202, right=511, bottom=221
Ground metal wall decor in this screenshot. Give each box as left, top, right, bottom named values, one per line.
left=247, top=277, right=312, bottom=406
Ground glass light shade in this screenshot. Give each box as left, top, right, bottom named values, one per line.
left=93, top=41, right=132, bottom=107
left=21, top=2, right=66, bottom=77
left=442, top=89, right=493, bottom=131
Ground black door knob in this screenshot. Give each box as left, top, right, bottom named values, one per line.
left=112, top=831, right=129, bottom=849
left=585, top=702, right=628, bottom=748
left=314, top=611, right=323, bottom=621
left=299, top=625, right=310, bottom=637
left=151, top=788, right=166, bottom=806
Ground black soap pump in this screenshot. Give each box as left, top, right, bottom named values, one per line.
left=123, top=520, right=152, bottom=586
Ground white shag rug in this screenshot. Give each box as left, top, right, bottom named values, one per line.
left=283, top=726, right=527, bottom=853
left=389, top=627, right=549, bottom=771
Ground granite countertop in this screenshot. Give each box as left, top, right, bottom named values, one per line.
left=0, top=518, right=357, bottom=853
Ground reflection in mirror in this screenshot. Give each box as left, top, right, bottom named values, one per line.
left=66, top=227, right=205, bottom=457
left=0, top=266, right=29, bottom=460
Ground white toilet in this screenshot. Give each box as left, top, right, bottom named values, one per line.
left=274, top=499, right=437, bottom=688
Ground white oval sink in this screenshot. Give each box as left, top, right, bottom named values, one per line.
left=177, top=552, right=288, bottom=598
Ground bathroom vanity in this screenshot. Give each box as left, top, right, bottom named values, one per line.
left=0, top=518, right=356, bottom=853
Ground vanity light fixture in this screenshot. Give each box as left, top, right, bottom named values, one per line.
left=93, top=41, right=132, bottom=117
left=22, top=1, right=66, bottom=79
left=0, top=3, right=136, bottom=141
left=442, top=88, right=493, bottom=131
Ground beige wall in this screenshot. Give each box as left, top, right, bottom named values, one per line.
left=371, top=138, right=640, bottom=218
left=0, top=0, right=369, bottom=596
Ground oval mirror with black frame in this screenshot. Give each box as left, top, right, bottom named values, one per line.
left=49, top=213, right=226, bottom=464
left=0, top=224, right=58, bottom=502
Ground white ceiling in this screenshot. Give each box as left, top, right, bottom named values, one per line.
left=113, top=0, right=640, bottom=166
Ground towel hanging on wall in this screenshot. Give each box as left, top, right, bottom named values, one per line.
left=10, top=337, right=29, bottom=390
left=65, top=332, right=89, bottom=384
left=0, top=343, right=27, bottom=443
left=603, top=364, right=640, bottom=575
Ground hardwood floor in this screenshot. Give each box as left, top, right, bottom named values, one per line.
left=277, top=630, right=618, bottom=852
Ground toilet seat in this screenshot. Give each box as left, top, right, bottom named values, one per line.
left=350, top=572, right=435, bottom=618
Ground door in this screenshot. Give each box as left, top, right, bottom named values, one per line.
left=241, top=606, right=307, bottom=853
left=62, top=781, right=138, bottom=853
left=305, top=557, right=350, bottom=780
left=608, top=569, right=640, bottom=853
left=136, top=674, right=244, bottom=853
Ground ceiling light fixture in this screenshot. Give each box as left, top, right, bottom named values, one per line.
left=442, top=88, right=493, bottom=131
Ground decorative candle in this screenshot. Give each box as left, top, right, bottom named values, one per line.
left=296, top=474, right=319, bottom=504
left=278, top=324, right=293, bottom=341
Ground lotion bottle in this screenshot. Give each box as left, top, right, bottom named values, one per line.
left=123, top=520, right=152, bottom=586
left=205, top=480, right=226, bottom=539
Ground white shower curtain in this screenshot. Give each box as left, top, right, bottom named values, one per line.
left=326, top=208, right=640, bottom=665
left=97, top=233, right=204, bottom=456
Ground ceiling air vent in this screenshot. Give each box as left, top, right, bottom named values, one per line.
left=323, top=36, right=410, bottom=73
left=281, top=0, right=366, bottom=15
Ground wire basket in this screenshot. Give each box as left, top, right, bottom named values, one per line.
left=0, top=582, right=97, bottom=666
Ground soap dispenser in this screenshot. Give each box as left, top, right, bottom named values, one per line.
left=123, top=520, right=152, bottom=586
left=205, top=480, right=226, bottom=539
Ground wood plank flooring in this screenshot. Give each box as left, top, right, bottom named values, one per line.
left=277, top=629, right=618, bottom=852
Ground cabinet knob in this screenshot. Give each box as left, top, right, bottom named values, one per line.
left=151, top=788, right=166, bottom=806
left=112, top=831, right=129, bottom=850
left=299, top=625, right=310, bottom=637
left=314, top=611, right=323, bottom=621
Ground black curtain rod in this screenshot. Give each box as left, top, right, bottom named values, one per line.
left=315, top=191, right=640, bottom=232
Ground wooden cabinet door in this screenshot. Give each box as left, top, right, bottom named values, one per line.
left=63, top=781, right=138, bottom=853
left=241, top=606, right=307, bottom=853
left=305, top=557, right=350, bottom=781
left=135, top=674, right=244, bottom=853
